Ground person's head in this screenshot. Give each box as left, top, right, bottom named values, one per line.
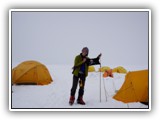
left=81, top=47, right=89, bottom=56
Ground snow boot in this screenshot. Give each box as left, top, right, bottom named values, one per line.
left=69, top=96, right=75, bottom=105
left=77, top=96, right=85, bottom=105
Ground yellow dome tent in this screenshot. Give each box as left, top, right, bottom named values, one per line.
left=113, top=70, right=148, bottom=104
left=88, top=66, right=95, bottom=72
left=99, top=66, right=110, bottom=72
left=112, top=66, right=127, bottom=73
left=12, top=61, right=53, bottom=85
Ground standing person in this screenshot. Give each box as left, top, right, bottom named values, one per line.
left=69, top=47, right=102, bottom=105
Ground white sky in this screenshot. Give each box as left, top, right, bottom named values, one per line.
left=12, top=11, right=149, bottom=67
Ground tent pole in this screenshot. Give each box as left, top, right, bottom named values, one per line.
left=112, top=79, right=117, bottom=93
left=102, top=77, right=108, bottom=101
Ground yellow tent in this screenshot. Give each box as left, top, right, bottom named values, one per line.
left=12, top=60, right=53, bottom=85
left=113, top=70, right=148, bottom=103
left=88, top=66, right=95, bottom=72
left=112, top=66, right=127, bottom=73
left=99, top=66, right=110, bottom=72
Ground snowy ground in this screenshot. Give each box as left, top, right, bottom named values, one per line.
left=11, top=64, right=148, bottom=109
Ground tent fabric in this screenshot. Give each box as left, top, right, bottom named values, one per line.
left=112, top=66, right=127, bottom=73
left=99, top=66, right=110, bottom=72
left=113, top=70, right=148, bottom=103
left=12, top=61, right=53, bottom=85
left=88, top=66, right=95, bottom=72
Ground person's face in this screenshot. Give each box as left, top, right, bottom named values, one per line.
left=82, top=49, right=88, bottom=56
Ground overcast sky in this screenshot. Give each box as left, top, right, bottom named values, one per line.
left=12, top=11, right=149, bottom=67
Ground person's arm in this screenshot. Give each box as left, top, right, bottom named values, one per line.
left=72, top=56, right=86, bottom=69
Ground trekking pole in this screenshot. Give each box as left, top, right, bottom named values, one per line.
left=100, top=58, right=101, bottom=102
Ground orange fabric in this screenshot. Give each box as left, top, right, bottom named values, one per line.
left=103, top=72, right=108, bottom=78
left=113, top=70, right=148, bottom=103
left=103, top=69, right=113, bottom=78
left=12, top=61, right=53, bottom=85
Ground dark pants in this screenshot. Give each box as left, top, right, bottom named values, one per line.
left=70, top=73, right=86, bottom=98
